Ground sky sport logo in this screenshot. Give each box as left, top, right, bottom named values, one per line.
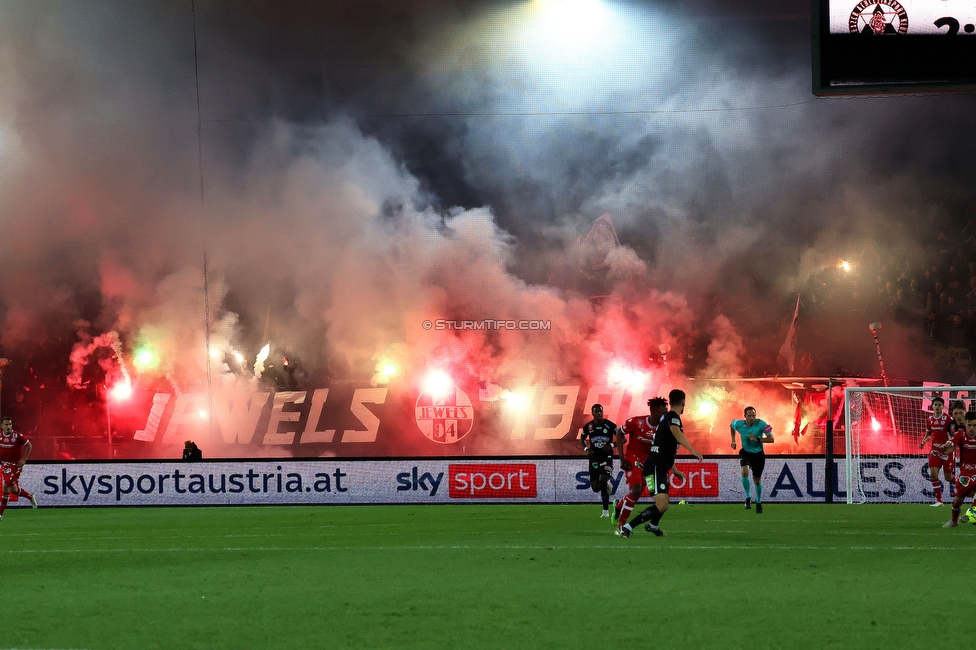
left=449, top=463, right=537, bottom=498
left=422, top=319, right=552, bottom=331
left=669, top=462, right=720, bottom=498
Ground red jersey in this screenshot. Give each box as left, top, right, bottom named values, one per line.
left=0, top=430, right=30, bottom=463
left=926, top=413, right=951, bottom=447
left=950, top=429, right=976, bottom=473
left=619, top=415, right=659, bottom=464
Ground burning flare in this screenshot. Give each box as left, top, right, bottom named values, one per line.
left=423, top=370, right=453, bottom=399
left=252, top=343, right=271, bottom=383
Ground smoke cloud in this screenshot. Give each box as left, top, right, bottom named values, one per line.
left=0, top=0, right=972, bottom=423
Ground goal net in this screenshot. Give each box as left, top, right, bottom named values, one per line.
left=845, top=385, right=976, bottom=504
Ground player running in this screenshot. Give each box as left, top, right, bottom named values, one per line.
left=730, top=406, right=774, bottom=514
left=580, top=404, right=619, bottom=518
left=919, top=396, right=955, bottom=506
left=941, top=411, right=976, bottom=527
left=0, top=416, right=38, bottom=519
left=618, top=389, right=703, bottom=539
left=612, top=397, right=674, bottom=531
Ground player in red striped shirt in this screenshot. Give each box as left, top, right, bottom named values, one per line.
left=0, top=416, right=38, bottom=519
left=611, top=397, right=684, bottom=532
left=919, top=397, right=955, bottom=506
left=942, top=411, right=976, bottom=527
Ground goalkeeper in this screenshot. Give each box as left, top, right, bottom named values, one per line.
left=730, top=406, right=774, bottom=514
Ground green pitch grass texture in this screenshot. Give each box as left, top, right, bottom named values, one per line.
left=1, top=503, right=973, bottom=649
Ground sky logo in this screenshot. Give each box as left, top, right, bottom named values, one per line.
left=396, top=467, right=444, bottom=496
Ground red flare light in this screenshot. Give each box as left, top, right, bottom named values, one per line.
left=109, top=381, right=133, bottom=401
left=502, top=390, right=531, bottom=411
left=607, top=361, right=648, bottom=392
left=423, top=370, right=453, bottom=399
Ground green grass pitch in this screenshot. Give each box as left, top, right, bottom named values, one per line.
left=1, top=502, right=973, bottom=649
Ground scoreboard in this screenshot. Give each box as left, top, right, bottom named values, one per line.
left=815, top=0, right=976, bottom=94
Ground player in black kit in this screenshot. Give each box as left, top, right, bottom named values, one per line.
left=619, top=389, right=703, bottom=538
left=580, top=403, right=618, bottom=518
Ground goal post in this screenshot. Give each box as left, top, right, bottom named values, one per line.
left=844, top=385, right=976, bottom=504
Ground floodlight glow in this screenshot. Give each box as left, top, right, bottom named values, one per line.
left=199, top=410, right=209, bottom=419
left=233, top=351, right=245, bottom=364
left=871, top=418, right=881, bottom=432
left=839, top=260, right=851, bottom=272
left=423, top=371, right=453, bottom=399
left=209, top=348, right=221, bottom=360
left=529, top=0, right=611, bottom=49
left=383, top=364, right=397, bottom=377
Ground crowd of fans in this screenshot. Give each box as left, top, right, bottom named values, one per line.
left=873, top=220, right=976, bottom=374
left=879, top=259, right=976, bottom=347
left=791, top=212, right=976, bottom=381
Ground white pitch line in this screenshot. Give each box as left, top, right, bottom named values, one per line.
left=3, top=543, right=976, bottom=554
left=0, top=526, right=967, bottom=542
left=0, top=528, right=352, bottom=541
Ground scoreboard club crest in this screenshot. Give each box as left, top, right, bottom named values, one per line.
left=848, top=1, right=909, bottom=35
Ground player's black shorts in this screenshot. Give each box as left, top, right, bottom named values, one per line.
left=588, top=454, right=613, bottom=488
left=739, top=449, right=766, bottom=476
left=641, top=454, right=671, bottom=496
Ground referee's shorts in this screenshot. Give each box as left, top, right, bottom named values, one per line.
left=739, top=449, right=766, bottom=476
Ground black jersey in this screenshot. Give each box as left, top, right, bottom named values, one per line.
left=649, top=410, right=682, bottom=467
left=581, top=419, right=618, bottom=457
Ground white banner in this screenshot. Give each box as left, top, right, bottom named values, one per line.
left=830, top=1, right=976, bottom=35
left=6, top=456, right=946, bottom=507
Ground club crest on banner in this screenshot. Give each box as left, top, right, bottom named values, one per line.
left=415, top=386, right=474, bottom=444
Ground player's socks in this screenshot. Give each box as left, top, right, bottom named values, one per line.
left=617, top=494, right=637, bottom=527
left=628, top=507, right=652, bottom=527
left=648, top=505, right=664, bottom=526
left=951, top=505, right=961, bottom=523
left=0, top=496, right=7, bottom=516
left=932, top=480, right=943, bottom=503
left=629, top=505, right=663, bottom=528
left=17, top=488, right=32, bottom=500
left=600, top=485, right=610, bottom=511
left=755, top=482, right=762, bottom=504
left=741, top=477, right=751, bottom=499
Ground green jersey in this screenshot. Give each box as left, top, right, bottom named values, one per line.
left=731, top=419, right=770, bottom=454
